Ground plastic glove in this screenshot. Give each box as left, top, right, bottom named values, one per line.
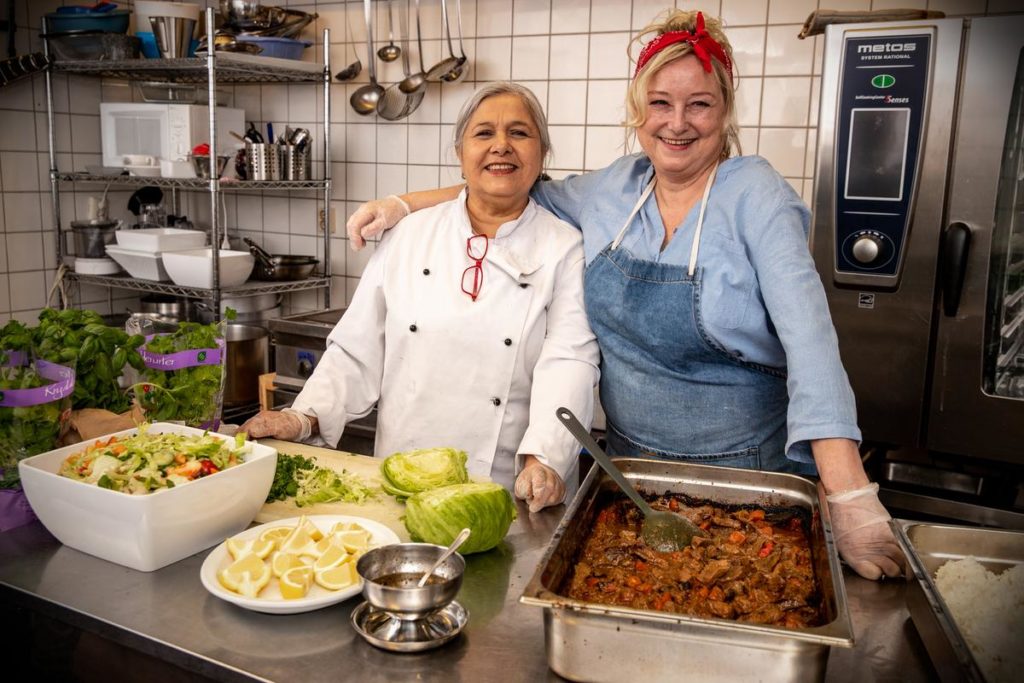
left=345, top=195, right=410, bottom=250
left=514, top=461, right=566, bottom=513
left=827, top=483, right=907, bottom=580
left=238, top=410, right=305, bottom=441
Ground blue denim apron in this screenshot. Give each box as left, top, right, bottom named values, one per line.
left=585, top=167, right=801, bottom=473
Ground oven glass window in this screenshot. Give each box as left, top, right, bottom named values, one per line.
left=844, top=108, right=910, bottom=201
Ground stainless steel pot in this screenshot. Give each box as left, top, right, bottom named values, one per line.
left=139, top=295, right=189, bottom=321
left=223, top=324, right=269, bottom=407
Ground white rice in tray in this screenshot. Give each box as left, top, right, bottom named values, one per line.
left=933, top=557, right=1024, bottom=683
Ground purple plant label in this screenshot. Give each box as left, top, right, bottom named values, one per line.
left=0, top=359, right=76, bottom=407
left=141, top=335, right=225, bottom=369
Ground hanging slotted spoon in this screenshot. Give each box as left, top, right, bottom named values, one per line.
left=556, top=407, right=703, bottom=553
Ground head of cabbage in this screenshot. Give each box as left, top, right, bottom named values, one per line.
left=380, top=447, right=469, bottom=500
left=404, top=482, right=517, bottom=554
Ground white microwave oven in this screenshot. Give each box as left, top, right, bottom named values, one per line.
left=99, top=102, right=245, bottom=168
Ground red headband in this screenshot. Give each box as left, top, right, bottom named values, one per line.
left=633, top=12, right=733, bottom=81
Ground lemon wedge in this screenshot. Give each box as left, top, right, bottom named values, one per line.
left=271, top=551, right=310, bottom=578
left=225, top=537, right=275, bottom=561
left=334, top=529, right=371, bottom=553
left=258, top=526, right=293, bottom=550
left=329, top=521, right=367, bottom=534
left=297, top=515, right=324, bottom=541
left=218, top=553, right=271, bottom=598
left=279, top=566, right=315, bottom=600
left=315, top=562, right=359, bottom=591
left=279, top=526, right=320, bottom=557
left=314, top=542, right=350, bottom=573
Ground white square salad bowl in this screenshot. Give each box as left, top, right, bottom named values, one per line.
left=18, top=423, right=277, bottom=572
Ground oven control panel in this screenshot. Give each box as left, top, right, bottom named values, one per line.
left=274, top=344, right=325, bottom=388
left=833, top=32, right=931, bottom=287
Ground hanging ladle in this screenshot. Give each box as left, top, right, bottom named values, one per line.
left=555, top=407, right=703, bottom=553
left=334, top=7, right=362, bottom=81
left=425, top=0, right=461, bottom=81
left=398, top=0, right=428, bottom=95
left=377, top=0, right=424, bottom=121
left=439, top=0, right=468, bottom=83
left=417, top=528, right=470, bottom=587
left=351, top=0, right=385, bottom=115
left=376, top=0, right=401, bottom=62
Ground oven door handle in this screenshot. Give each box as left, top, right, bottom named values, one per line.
left=940, top=221, right=971, bottom=317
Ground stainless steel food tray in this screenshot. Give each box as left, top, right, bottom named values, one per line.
left=891, top=520, right=1024, bottom=682
left=521, top=458, right=853, bottom=683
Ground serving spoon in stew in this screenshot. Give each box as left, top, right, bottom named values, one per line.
left=556, top=407, right=703, bottom=552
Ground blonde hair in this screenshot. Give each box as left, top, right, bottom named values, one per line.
left=625, top=10, right=741, bottom=159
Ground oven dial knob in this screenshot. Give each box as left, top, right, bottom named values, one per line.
left=297, top=358, right=314, bottom=378
left=851, top=235, right=882, bottom=264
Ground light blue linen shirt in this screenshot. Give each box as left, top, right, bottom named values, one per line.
left=531, top=153, right=861, bottom=464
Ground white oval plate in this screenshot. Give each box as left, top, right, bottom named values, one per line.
left=200, top=514, right=400, bottom=614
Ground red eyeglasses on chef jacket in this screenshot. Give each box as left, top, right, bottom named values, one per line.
left=461, top=234, right=488, bottom=302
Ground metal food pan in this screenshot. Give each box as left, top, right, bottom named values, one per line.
left=521, top=458, right=853, bottom=683
left=891, top=520, right=1024, bottom=682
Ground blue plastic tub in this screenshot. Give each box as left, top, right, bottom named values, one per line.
left=45, top=9, right=130, bottom=34
left=235, top=36, right=311, bottom=60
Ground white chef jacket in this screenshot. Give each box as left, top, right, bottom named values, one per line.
left=290, top=191, right=600, bottom=488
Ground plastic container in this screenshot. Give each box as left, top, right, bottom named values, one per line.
left=18, top=423, right=277, bottom=572
left=115, top=228, right=206, bottom=252
left=234, top=36, right=312, bottom=60
left=104, top=245, right=171, bottom=281
left=44, top=32, right=141, bottom=61
left=45, top=9, right=130, bottom=34
left=71, top=219, right=119, bottom=258
left=161, top=248, right=255, bottom=288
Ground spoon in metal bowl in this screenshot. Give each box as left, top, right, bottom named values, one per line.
left=398, top=0, right=428, bottom=94
left=350, top=0, right=385, bottom=115
left=334, top=8, right=362, bottom=81
left=376, top=0, right=401, bottom=62
left=555, top=407, right=703, bottom=553
left=417, top=528, right=471, bottom=587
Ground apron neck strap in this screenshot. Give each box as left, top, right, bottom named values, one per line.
left=611, top=163, right=720, bottom=278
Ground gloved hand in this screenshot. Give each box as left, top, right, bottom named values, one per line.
left=345, top=195, right=410, bottom=250
left=827, top=483, right=907, bottom=580
left=514, top=460, right=566, bottom=513
left=239, top=410, right=306, bottom=441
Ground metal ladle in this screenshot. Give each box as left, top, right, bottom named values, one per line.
left=426, top=0, right=461, bottom=81
left=555, top=407, right=703, bottom=553
left=350, top=0, right=385, bottom=115
left=398, top=0, right=428, bottom=95
left=376, top=0, right=401, bottom=62
left=417, top=528, right=470, bottom=587
left=439, top=0, right=468, bottom=83
left=335, top=8, right=362, bottom=81
left=377, top=0, right=424, bottom=121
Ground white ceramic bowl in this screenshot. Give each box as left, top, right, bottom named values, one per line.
left=105, top=245, right=170, bottom=281
left=115, top=228, right=206, bottom=252
left=161, top=248, right=255, bottom=288
left=18, top=423, right=277, bottom=572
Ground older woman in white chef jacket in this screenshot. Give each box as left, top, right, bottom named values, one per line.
left=241, top=82, right=600, bottom=512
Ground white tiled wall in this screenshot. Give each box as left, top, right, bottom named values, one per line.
left=0, top=0, right=1016, bottom=324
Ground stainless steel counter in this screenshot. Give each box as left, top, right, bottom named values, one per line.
left=0, top=502, right=935, bottom=682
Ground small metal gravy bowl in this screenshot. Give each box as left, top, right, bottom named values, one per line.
left=356, top=543, right=465, bottom=621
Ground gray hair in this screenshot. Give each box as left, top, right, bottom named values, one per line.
left=452, top=82, right=553, bottom=163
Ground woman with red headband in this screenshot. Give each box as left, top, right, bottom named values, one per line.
left=345, top=10, right=904, bottom=580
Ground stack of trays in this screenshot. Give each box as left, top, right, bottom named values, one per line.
left=106, top=228, right=207, bottom=281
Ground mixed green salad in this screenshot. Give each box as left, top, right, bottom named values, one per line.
left=59, top=424, right=249, bottom=494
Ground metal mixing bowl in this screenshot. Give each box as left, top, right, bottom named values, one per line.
left=356, top=543, right=465, bottom=620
